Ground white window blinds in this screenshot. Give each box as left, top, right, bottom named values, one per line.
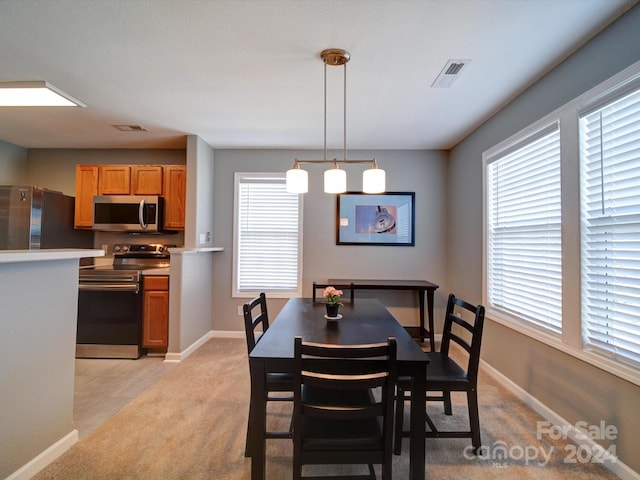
left=486, top=124, right=563, bottom=334
left=235, top=174, right=301, bottom=296
left=580, top=83, right=640, bottom=368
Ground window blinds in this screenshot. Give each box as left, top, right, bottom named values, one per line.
left=486, top=124, right=563, bottom=334
left=580, top=85, right=640, bottom=368
left=237, top=176, right=301, bottom=294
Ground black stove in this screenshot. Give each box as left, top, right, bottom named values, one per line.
left=76, top=243, right=174, bottom=359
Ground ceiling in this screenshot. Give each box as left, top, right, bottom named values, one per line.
left=0, top=0, right=636, bottom=151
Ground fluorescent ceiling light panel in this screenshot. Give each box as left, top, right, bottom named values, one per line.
left=0, top=81, right=86, bottom=107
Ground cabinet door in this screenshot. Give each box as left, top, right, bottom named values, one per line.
left=98, top=165, right=131, bottom=194
left=163, top=165, right=186, bottom=230
left=132, top=165, right=163, bottom=195
left=74, top=165, right=99, bottom=228
left=142, top=276, right=169, bottom=348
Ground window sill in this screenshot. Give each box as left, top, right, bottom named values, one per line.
left=488, top=313, right=640, bottom=388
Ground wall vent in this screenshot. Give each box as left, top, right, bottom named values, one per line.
left=432, top=59, right=471, bottom=88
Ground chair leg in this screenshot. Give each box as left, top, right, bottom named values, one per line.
left=393, top=388, right=406, bottom=455
left=467, top=388, right=481, bottom=453
left=443, top=391, right=452, bottom=415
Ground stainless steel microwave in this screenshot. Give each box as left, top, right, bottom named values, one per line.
left=92, top=195, right=166, bottom=232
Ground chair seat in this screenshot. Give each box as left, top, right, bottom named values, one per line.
left=398, top=353, right=468, bottom=390
left=302, top=417, right=383, bottom=450
left=267, top=372, right=294, bottom=390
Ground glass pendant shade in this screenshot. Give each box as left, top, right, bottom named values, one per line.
left=286, top=168, right=308, bottom=193
left=362, top=167, right=386, bottom=193
left=324, top=167, right=347, bottom=194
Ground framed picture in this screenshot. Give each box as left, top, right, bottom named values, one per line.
left=336, top=192, right=415, bottom=246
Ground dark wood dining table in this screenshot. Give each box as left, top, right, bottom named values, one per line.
left=247, top=297, right=429, bottom=480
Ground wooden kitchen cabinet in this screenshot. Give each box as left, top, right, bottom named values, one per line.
left=142, top=275, right=169, bottom=350
left=74, top=165, right=99, bottom=228
left=132, top=165, right=163, bottom=195
left=98, top=165, right=131, bottom=194
left=163, top=165, right=186, bottom=230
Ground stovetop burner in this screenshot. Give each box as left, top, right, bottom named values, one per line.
left=79, top=243, right=174, bottom=281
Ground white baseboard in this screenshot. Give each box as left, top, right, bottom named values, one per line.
left=6, top=430, right=78, bottom=480
left=479, top=358, right=639, bottom=480
left=163, top=330, right=216, bottom=363
left=211, top=330, right=245, bottom=339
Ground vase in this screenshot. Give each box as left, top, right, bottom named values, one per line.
left=325, top=303, right=340, bottom=318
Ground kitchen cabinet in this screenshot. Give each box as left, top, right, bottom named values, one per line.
left=163, top=165, right=186, bottom=230
left=74, top=163, right=186, bottom=230
left=142, top=275, right=169, bottom=350
left=98, top=165, right=131, bottom=194
left=74, top=165, right=99, bottom=228
left=132, top=165, right=163, bottom=195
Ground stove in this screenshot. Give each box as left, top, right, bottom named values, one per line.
left=76, top=243, right=173, bottom=359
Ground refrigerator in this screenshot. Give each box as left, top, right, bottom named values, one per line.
left=0, top=186, right=94, bottom=250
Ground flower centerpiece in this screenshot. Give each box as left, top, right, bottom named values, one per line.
left=323, top=286, right=344, bottom=318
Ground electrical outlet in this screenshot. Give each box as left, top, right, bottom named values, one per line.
left=101, top=244, right=109, bottom=254
left=206, top=231, right=211, bottom=242
left=237, top=306, right=244, bottom=316
left=199, top=233, right=205, bottom=244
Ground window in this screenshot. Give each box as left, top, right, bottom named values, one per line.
left=580, top=82, right=640, bottom=369
left=485, top=123, right=563, bottom=334
left=483, top=60, right=640, bottom=385
left=233, top=173, right=302, bottom=298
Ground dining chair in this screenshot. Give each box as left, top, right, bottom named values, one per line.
left=293, top=336, right=397, bottom=480
left=393, top=293, right=485, bottom=455
left=312, top=281, right=355, bottom=303
left=243, top=293, right=294, bottom=455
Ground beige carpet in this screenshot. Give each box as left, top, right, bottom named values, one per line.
left=32, top=337, right=618, bottom=479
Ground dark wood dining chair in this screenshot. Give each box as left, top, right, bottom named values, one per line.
left=312, top=281, right=355, bottom=303
left=243, top=293, right=293, bottom=455
left=293, top=336, right=397, bottom=480
left=394, top=293, right=485, bottom=455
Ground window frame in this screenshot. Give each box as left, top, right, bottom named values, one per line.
left=232, top=172, right=303, bottom=299
left=482, top=60, right=640, bottom=387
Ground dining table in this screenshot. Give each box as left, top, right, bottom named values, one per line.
left=247, top=297, right=429, bottom=480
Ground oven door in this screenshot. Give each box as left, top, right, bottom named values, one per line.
left=76, top=283, right=142, bottom=359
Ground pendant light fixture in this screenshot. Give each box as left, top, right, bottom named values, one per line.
left=286, top=49, right=385, bottom=194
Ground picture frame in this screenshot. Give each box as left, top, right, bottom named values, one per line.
left=336, top=192, right=415, bottom=246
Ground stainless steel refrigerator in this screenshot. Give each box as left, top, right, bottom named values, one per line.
left=0, top=186, right=94, bottom=250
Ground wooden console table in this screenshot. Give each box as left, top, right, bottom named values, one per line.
left=313, top=279, right=439, bottom=350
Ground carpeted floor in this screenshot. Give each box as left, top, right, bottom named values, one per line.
left=31, top=337, right=618, bottom=479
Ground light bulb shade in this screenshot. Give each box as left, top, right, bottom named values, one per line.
left=362, top=168, right=386, bottom=193
left=324, top=167, right=347, bottom=194
left=286, top=168, right=308, bottom=193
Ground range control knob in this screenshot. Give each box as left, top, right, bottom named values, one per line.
left=113, top=245, right=121, bottom=252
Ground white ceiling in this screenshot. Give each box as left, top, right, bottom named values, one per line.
left=0, top=0, right=636, bottom=151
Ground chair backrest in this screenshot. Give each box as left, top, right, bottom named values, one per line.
left=293, top=336, right=397, bottom=457
left=242, top=292, right=269, bottom=353
left=439, top=293, right=485, bottom=383
left=312, top=281, right=355, bottom=303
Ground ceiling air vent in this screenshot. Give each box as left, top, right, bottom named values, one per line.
left=431, top=59, right=471, bottom=88
left=112, top=124, right=148, bottom=132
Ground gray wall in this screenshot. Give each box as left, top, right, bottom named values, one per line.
left=448, top=4, right=640, bottom=472
left=0, top=140, right=28, bottom=184
left=0, top=258, right=80, bottom=479
left=211, top=148, right=449, bottom=331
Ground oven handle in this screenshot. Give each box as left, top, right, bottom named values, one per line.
left=79, top=283, right=140, bottom=294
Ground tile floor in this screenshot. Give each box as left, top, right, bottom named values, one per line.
left=73, top=355, right=176, bottom=439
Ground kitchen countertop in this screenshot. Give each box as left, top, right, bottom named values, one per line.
left=0, top=248, right=104, bottom=264
left=142, top=267, right=170, bottom=276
